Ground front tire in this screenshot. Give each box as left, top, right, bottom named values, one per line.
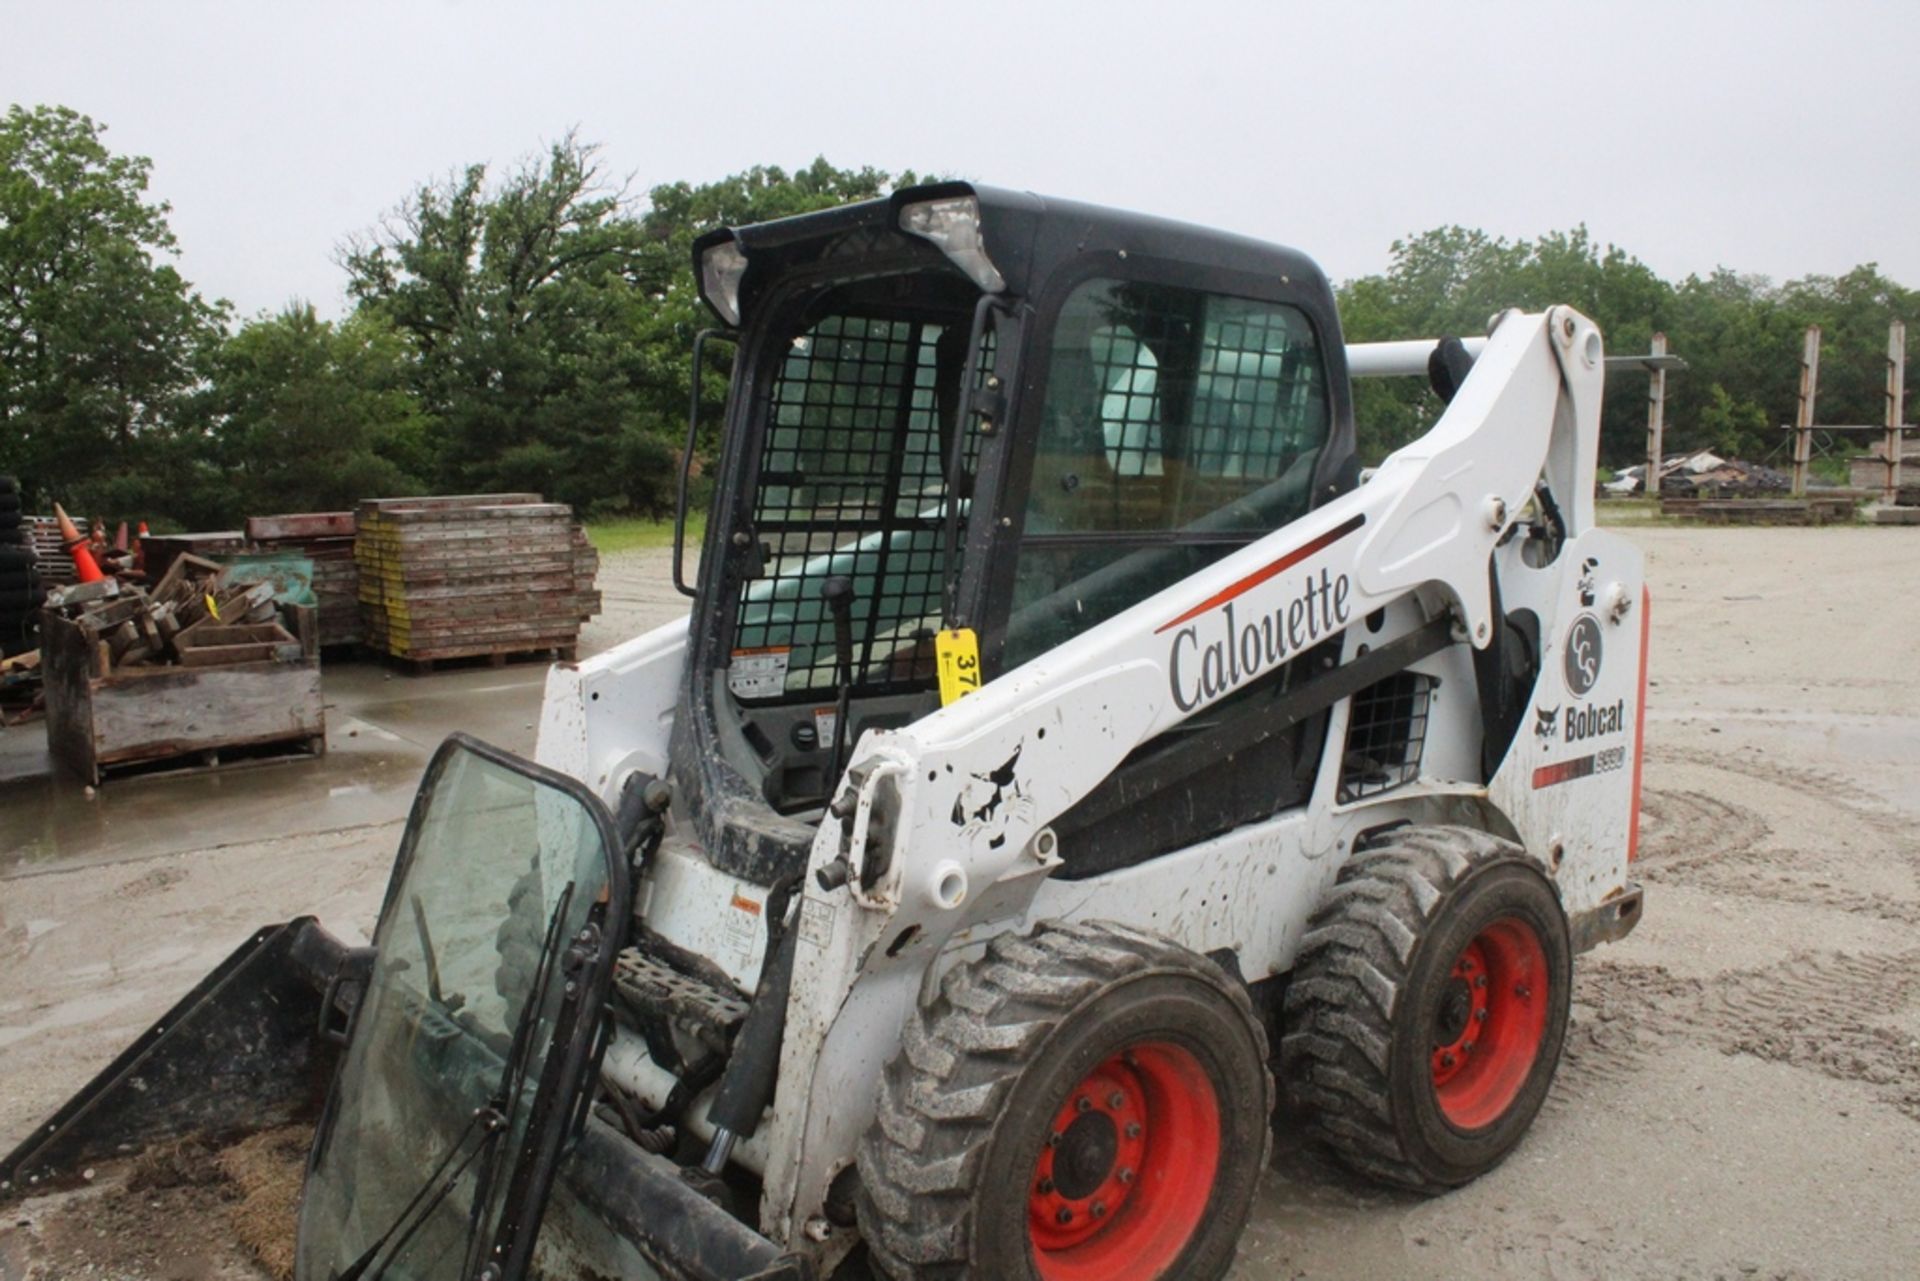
left=857, top=922, right=1271, bottom=1281
left=1280, top=825, right=1571, bottom=1192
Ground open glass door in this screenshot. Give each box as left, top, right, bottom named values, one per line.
left=296, top=734, right=628, bottom=1281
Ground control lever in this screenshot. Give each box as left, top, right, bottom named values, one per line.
left=821, top=576, right=856, bottom=788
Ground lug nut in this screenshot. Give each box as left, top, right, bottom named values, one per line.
left=1056, top=1207, right=1073, bottom=1225
left=1037, top=1177, right=1054, bottom=1194
left=1475, top=1008, right=1488, bottom=1021
left=1515, top=984, right=1532, bottom=999
left=1441, top=1052, right=1457, bottom=1068
left=1474, top=975, right=1488, bottom=989
left=1092, top=1201, right=1108, bottom=1219
left=1462, top=1041, right=1476, bottom=1054
left=1108, top=1091, right=1126, bottom=1109
left=1076, top=1096, right=1092, bottom=1113
left=1048, top=1131, right=1062, bottom=1147
left=1118, top=1168, right=1135, bottom=1184
left=1125, top=1122, right=1142, bottom=1139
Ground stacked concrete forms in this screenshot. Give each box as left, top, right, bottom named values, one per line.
left=355, top=495, right=600, bottom=666
left=245, top=513, right=362, bottom=648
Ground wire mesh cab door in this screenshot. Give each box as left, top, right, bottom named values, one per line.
left=718, top=276, right=990, bottom=812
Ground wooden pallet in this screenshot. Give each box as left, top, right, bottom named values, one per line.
left=1660, top=496, right=1857, bottom=526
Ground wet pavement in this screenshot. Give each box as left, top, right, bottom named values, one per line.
left=0, top=548, right=693, bottom=883
left=0, top=658, right=552, bottom=878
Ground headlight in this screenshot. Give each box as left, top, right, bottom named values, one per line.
left=699, top=239, right=748, bottom=327
left=898, top=196, right=1005, bottom=293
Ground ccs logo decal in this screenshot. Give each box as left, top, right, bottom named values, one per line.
left=1564, top=614, right=1602, bottom=697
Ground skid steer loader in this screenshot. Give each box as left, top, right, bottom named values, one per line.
left=1, top=183, right=1649, bottom=1281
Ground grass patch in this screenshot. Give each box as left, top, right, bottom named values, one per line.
left=586, top=513, right=702, bottom=555
left=1595, top=498, right=1670, bottom=526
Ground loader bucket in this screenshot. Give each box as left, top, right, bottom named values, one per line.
left=0, top=915, right=354, bottom=1199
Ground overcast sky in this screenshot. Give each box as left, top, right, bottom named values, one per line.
left=8, top=0, right=1917, bottom=321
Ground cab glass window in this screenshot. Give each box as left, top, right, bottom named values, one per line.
left=1005, top=278, right=1329, bottom=667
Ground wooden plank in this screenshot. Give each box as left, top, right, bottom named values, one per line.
left=178, top=641, right=290, bottom=667
left=88, top=666, right=324, bottom=769
left=358, top=493, right=542, bottom=513
left=40, top=613, right=102, bottom=783
left=246, top=512, right=355, bottom=540
left=176, top=622, right=296, bottom=650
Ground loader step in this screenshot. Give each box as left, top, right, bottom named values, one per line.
left=611, top=950, right=749, bottom=1056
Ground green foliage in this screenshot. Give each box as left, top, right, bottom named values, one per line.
left=340, top=134, right=656, bottom=511
left=338, top=141, right=908, bottom=513
left=1340, top=228, right=1917, bottom=471
left=197, top=306, right=432, bottom=522
left=11, top=100, right=1915, bottom=532
left=0, top=104, right=226, bottom=514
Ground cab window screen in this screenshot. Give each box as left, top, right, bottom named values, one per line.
left=1006, top=279, right=1328, bottom=667
left=733, top=311, right=979, bottom=700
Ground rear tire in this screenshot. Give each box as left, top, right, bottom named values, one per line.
left=1279, top=825, right=1570, bottom=1193
left=858, top=921, right=1271, bottom=1281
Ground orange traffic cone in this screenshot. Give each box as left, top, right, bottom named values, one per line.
left=52, top=503, right=105, bottom=584
left=133, top=521, right=150, bottom=573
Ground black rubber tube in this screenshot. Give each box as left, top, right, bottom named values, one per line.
left=703, top=919, right=801, bottom=1139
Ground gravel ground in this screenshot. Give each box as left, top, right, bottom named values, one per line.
left=3, top=528, right=1917, bottom=1280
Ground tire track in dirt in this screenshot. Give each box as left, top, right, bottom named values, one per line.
left=1634, top=786, right=1771, bottom=869
left=1561, top=739, right=1920, bottom=1118
left=1706, top=948, right=1920, bottom=1119
left=1634, top=747, right=1918, bottom=921
left=1655, top=744, right=1911, bottom=844
left=1556, top=950, right=1920, bottom=1121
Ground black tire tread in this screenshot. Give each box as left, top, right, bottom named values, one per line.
left=1279, top=825, right=1534, bottom=1194
left=857, top=920, right=1272, bottom=1281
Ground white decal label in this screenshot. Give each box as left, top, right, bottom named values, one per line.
left=799, top=897, right=835, bottom=949
left=728, top=646, right=790, bottom=699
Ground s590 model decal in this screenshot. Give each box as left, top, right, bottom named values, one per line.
left=1532, top=745, right=1626, bottom=790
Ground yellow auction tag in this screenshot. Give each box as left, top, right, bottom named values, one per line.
left=935, top=628, right=983, bottom=706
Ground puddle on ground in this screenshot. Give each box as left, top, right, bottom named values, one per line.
left=0, top=741, right=423, bottom=874
left=0, top=658, right=551, bottom=876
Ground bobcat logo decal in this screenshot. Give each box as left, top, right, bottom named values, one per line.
left=1534, top=705, right=1560, bottom=745
left=1577, top=557, right=1600, bottom=608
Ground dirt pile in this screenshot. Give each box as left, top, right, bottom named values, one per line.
left=1, top=1127, right=307, bottom=1281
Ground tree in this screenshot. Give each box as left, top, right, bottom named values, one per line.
left=1338, top=226, right=1674, bottom=466
left=342, top=146, right=913, bottom=513
left=626, top=159, right=905, bottom=471
left=199, top=305, right=432, bottom=520
left=0, top=104, right=225, bottom=513
left=341, top=134, right=663, bottom=510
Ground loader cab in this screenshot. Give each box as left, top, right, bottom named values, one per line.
left=676, top=184, right=1356, bottom=884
